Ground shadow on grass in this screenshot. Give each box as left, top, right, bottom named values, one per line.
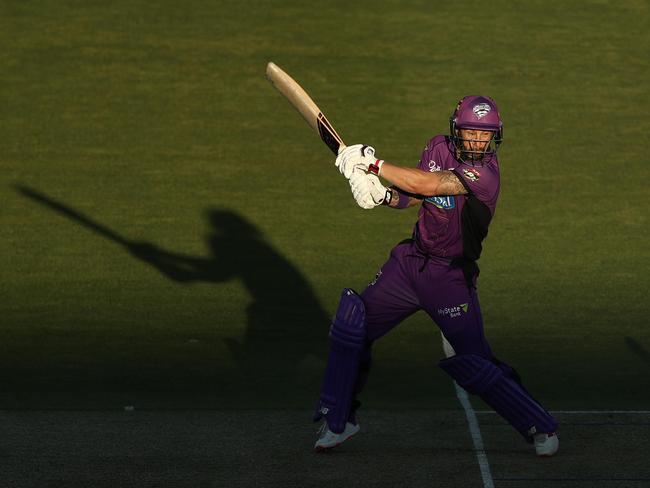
left=625, top=337, right=650, bottom=367
left=15, top=184, right=329, bottom=384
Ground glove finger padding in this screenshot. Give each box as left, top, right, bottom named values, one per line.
left=349, top=171, right=376, bottom=209
left=366, top=174, right=387, bottom=204
left=335, top=144, right=364, bottom=175
left=336, top=144, right=377, bottom=179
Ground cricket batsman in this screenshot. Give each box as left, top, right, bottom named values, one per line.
left=313, top=96, right=559, bottom=456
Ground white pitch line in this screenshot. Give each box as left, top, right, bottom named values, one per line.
left=441, top=334, right=494, bottom=488
left=474, top=410, right=650, bottom=415
left=454, top=382, right=495, bottom=488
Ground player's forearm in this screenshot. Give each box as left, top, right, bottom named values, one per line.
left=337, top=146, right=463, bottom=197
left=379, top=163, right=437, bottom=195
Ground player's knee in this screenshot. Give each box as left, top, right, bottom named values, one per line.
left=438, top=353, right=503, bottom=395
left=329, top=288, right=366, bottom=350
left=492, top=357, right=523, bottom=385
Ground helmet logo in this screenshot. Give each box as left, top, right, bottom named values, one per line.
left=473, top=103, right=491, bottom=119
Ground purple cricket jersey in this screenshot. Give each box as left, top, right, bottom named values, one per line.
left=413, top=135, right=500, bottom=261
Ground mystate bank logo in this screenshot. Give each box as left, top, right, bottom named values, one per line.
left=437, top=303, right=469, bottom=318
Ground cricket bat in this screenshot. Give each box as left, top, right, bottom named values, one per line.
left=265, top=62, right=345, bottom=155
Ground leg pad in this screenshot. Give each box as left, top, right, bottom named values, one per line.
left=313, top=289, right=366, bottom=433
left=440, top=354, right=557, bottom=441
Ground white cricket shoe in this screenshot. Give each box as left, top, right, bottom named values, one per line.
left=314, top=421, right=360, bottom=452
left=534, top=432, right=559, bottom=457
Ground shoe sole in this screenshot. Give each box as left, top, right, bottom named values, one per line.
left=536, top=449, right=559, bottom=457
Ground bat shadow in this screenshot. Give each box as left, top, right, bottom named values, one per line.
left=15, top=184, right=329, bottom=383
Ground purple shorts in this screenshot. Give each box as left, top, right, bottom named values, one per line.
left=361, top=240, right=493, bottom=358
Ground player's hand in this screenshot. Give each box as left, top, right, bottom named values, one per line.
left=348, top=170, right=379, bottom=209
left=336, top=144, right=382, bottom=179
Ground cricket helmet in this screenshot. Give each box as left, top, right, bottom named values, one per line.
left=449, top=95, right=503, bottom=165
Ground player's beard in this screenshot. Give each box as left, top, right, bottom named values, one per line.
left=458, top=140, right=493, bottom=164
left=458, top=147, right=486, bottom=163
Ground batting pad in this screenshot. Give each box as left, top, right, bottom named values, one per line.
left=439, top=354, right=558, bottom=441
left=313, top=289, right=366, bottom=434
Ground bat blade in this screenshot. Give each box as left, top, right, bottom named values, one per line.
left=266, top=62, right=345, bottom=155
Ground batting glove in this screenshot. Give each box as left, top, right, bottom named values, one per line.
left=366, top=173, right=388, bottom=205
left=348, top=170, right=378, bottom=209
left=336, top=144, right=384, bottom=179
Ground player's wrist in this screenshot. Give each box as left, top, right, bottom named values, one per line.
left=368, top=159, right=384, bottom=176
left=381, top=188, right=393, bottom=206
left=381, top=188, right=410, bottom=208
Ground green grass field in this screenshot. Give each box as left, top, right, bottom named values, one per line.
left=2, top=2, right=650, bottom=486
left=2, top=0, right=648, bottom=413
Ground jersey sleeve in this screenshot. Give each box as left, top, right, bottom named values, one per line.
left=451, top=165, right=500, bottom=210
left=417, top=135, right=448, bottom=172
left=417, top=144, right=431, bottom=170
